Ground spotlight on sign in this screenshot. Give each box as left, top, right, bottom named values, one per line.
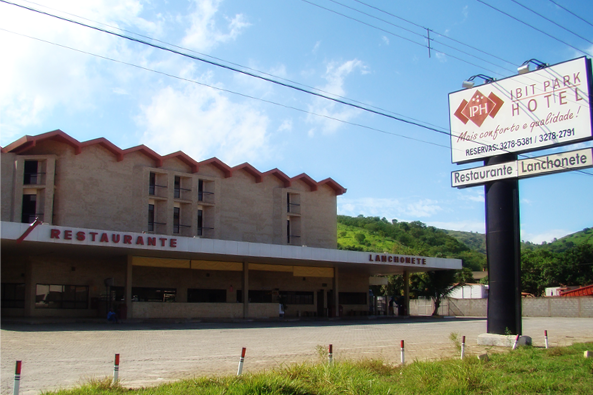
left=518, top=59, right=548, bottom=75
left=462, top=74, right=495, bottom=89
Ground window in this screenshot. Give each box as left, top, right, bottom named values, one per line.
left=187, top=289, right=227, bottom=303
left=35, top=284, right=88, bottom=309
left=24, top=160, right=39, bottom=185
left=149, top=172, right=156, bottom=195
left=1, top=283, right=25, bottom=308
left=132, top=287, right=176, bottom=302
left=21, top=194, right=37, bottom=223
left=197, top=209, right=203, bottom=236
left=236, top=290, right=273, bottom=303
left=174, top=176, right=181, bottom=198
left=339, top=292, right=367, bottom=305
left=287, top=219, right=290, bottom=244
left=198, top=179, right=204, bottom=201
left=173, top=207, right=180, bottom=234
left=148, top=204, right=155, bottom=232
left=279, top=291, right=314, bottom=305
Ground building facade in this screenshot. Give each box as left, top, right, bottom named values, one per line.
left=1, top=130, right=461, bottom=320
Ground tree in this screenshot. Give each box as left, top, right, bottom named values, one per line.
left=413, top=270, right=463, bottom=316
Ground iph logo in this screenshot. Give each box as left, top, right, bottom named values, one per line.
left=454, top=91, right=504, bottom=127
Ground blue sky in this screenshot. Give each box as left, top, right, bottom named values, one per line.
left=1, top=0, right=592, bottom=243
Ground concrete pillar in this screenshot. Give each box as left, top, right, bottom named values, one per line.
left=24, top=259, right=34, bottom=317
left=242, top=261, right=249, bottom=319
left=403, top=270, right=410, bottom=316
left=125, top=256, right=133, bottom=319
left=333, top=267, right=339, bottom=317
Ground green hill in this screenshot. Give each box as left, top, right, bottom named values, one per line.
left=337, top=215, right=486, bottom=271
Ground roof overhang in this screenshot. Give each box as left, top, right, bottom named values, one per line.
left=1, top=222, right=462, bottom=275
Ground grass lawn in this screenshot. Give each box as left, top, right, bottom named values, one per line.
left=44, top=342, right=593, bottom=394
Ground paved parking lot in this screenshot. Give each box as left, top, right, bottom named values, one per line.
left=2, top=316, right=593, bottom=394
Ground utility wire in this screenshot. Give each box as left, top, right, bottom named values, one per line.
left=300, top=0, right=505, bottom=77
left=476, top=0, right=592, bottom=56
left=511, top=0, right=593, bottom=46
left=549, top=0, right=593, bottom=29
left=15, top=0, right=435, bottom=129
left=0, top=0, right=454, bottom=139
left=0, top=27, right=452, bottom=152
left=349, top=0, right=519, bottom=68
left=2, top=1, right=592, bottom=177
left=325, top=0, right=515, bottom=73
left=3, top=26, right=592, bottom=178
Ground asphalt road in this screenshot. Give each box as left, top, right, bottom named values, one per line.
left=2, top=316, right=593, bottom=394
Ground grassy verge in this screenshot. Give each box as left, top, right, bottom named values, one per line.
left=44, top=342, right=593, bottom=395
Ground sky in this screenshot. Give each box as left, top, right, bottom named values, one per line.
left=1, top=0, right=592, bottom=244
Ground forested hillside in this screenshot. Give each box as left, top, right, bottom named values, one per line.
left=337, top=215, right=486, bottom=271
left=337, top=215, right=593, bottom=296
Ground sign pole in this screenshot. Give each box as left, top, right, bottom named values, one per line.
left=485, top=153, right=522, bottom=335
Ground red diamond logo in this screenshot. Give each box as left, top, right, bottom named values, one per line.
left=454, top=91, right=504, bottom=127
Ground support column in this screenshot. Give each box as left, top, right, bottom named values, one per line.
left=485, top=153, right=521, bottom=335
left=403, top=270, right=410, bottom=317
left=24, top=259, right=34, bottom=317
left=125, top=256, right=133, bottom=319
left=333, top=267, right=339, bottom=317
left=242, top=261, right=249, bottom=319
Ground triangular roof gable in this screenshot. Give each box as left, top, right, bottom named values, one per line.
left=233, top=163, right=263, bottom=183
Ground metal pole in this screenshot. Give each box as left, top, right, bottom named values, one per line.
left=485, top=153, right=522, bottom=335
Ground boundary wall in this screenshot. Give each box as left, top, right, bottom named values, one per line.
left=410, top=297, right=593, bottom=318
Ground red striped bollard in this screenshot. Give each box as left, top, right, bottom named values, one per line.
left=400, top=340, right=405, bottom=365
left=544, top=330, right=549, bottom=349
left=113, top=354, right=120, bottom=384
left=512, top=335, right=520, bottom=350
left=13, top=361, right=22, bottom=395
left=328, top=344, right=333, bottom=365
left=237, top=347, right=246, bottom=375
left=461, top=336, right=466, bottom=359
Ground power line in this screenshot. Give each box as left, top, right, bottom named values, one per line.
left=300, top=0, right=507, bottom=77
left=2, top=1, right=592, bottom=177
left=549, top=0, right=593, bottom=29
left=324, top=0, right=516, bottom=73
left=3, top=26, right=592, bottom=179
left=511, top=0, right=593, bottom=46
left=475, top=0, right=592, bottom=57
left=351, top=0, right=518, bottom=68
left=0, top=27, right=452, bottom=152
left=0, top=0, right=454, bottom=139
left=14, top=0, right=432, bottom=128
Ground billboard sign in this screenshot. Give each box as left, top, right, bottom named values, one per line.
left=452, top=147, right=593, bottom=188
left=449, top=57, right=593, bottom=164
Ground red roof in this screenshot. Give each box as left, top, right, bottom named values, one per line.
left=560, top=284, right=593, bottom=297
left=3, top=129, right=346, bottom=195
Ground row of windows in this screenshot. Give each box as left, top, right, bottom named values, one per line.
left=148, top=205, right=208, bottom=235
left=149, top=173, right=213, bottom=202
left=1, top=285, right=367, bottom=308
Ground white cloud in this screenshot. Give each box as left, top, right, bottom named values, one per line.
left=0, top=0, right=156, bottom=141
left=382, top=36, right=389, bottom=45
left=306, top=59, right=368, bottom=135
left=138, top=84, right=270, bottom=166
left=521, top=229, right=571, bottom=244
left=181, top=0, right=249, bottom=52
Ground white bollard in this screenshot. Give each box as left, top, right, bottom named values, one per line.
left=328, top=344, right=333, bottom=365
left=461, top=336, right=466, bottom=359
left=13, top=361, right=22, bottom=395
left=400, top=340, right=405, bottom=365
left=113, top=354, right=120, bottom=384
left=512, top=335, right=520, bottom=350
left=544, top=330, right=549, bottom=349
left=237, top=347, right=246, bottom=375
